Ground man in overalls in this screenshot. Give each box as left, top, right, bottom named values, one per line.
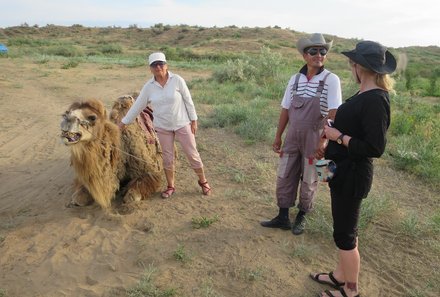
left=261, top=33, right=342, bottom=235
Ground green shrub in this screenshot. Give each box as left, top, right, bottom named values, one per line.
left=7, top=37, right=53, bottom=47
left=61, top=58, right=80, bottom=69
left=235, top=116, right=274, bottom=143
left=209, top=104, right=248, bottom=127
left=46, top=45, right=82, bottom=57
left=387, top=97, right=440, bottom=184
left=390, top=111, right=414, bottom=136
left=98, top=43, right=123, bottom=54
left=212, top=46, right=284, bottom=84
left=212, top=59, right=256, bottom=83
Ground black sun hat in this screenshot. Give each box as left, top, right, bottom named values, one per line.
left=342, top=41, right=396, bottom=74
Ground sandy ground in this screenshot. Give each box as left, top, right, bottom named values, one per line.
left=0, top=57, right=438, bottom=297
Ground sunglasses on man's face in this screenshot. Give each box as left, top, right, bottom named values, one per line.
left=150, top=61, right=166, bottom=67
left=306, top=48, right=328, bottom=56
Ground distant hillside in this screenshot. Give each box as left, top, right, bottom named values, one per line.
left=0, top=23, right=382, bottom=62
left=2, top=24, right=439, bottom=72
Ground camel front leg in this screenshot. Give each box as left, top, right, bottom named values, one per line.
left=67, top=180, right=94, bottom=207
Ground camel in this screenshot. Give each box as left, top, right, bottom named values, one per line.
left=60, top=96, right=163, bottom=210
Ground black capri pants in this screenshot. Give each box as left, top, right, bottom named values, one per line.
left=330, top=187, right=363, bottom=250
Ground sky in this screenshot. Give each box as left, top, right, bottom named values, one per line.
left=0, top=0, right=439, bottom=48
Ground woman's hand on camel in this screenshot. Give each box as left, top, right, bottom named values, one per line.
left=117, top=122, right=126, bottom=130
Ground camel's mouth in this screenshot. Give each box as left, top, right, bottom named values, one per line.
left=61, top=131, right=82, bottom=144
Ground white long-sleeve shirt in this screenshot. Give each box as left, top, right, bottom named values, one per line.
left=122, top=71, right=198, bottom=131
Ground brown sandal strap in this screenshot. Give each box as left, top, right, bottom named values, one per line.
left=329, top=272, right=345, bottom=287
left=161, top=186, right=175, bottom=198
left=198, top=180, right=211, bottom=195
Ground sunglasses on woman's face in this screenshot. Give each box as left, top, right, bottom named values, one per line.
left=150, top=61, right=166, bottom=67
left=307, top=48, right=328, bottom=56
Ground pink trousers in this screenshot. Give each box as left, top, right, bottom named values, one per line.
left=156, top=125, right=204, bottom=170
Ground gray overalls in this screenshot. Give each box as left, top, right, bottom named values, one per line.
left=276, top=73, right=330, bottom=211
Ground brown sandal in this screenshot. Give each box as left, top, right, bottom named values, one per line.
left=198, top=180, right=212, bottom=196
left=310, top=271, right=345, bottom=289
left=161, top=186, right=175, bottom=198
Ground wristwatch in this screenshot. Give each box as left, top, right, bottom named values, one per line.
left=336, top=134, right=344, bottom=145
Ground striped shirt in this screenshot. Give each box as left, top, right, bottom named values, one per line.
left=281, top=67, right=342, bottom=116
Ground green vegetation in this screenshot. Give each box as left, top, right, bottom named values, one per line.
left=127, top=265, right=176, bottom=297
left=289, top=241, right=317, bottom=264
left=61, top=58, right=80, bottom=69
left=191, top=215, right=219, bottom=229
left=173, top=244, right=190, bottom=263
left=196, top=279, right=222, bottom=297
left=429, top=210, right=440, bottom=234
left=241, top=266, right=265, bottom=281
left=1, top=25, right=438, bottom=179
left=358, top=193, right=391, bottom=230
left=398, top=212, right=421, bottom=237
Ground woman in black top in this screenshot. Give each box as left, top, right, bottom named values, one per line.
left=310, top=41, right=396, bottom=297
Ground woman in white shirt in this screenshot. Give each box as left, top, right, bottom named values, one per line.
left=118, top=52, right=211, bottom=198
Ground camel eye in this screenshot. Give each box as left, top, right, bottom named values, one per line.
left=87, top=115, right=97, bottom=122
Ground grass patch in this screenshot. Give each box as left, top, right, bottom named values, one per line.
left=173, top=244, right=190, bottom=263
left=307, top=203, right=333, bottom=236
left=216, top=165, right=248, bottom=184
left=358, top=193, right=391, bottom=230
left=405, top=288, right=426, bottom=297
left=45, top=45, right=83, bottom=57
left=34, top=55, right=50, bottom=64
left=61, top=58, right=80, bottom=69
left=289, top=241, right=318, bottom=264
left=241, top=266, right=265, bottom=281
left=97, top=43, right=123, bottom=54
left=191, top=215, right=219, bottom=229
left=388, top=95, right=440, bottom=186
left=203, top=98, right=278, bottom=144
left=222, top=188, right=253, bottom=200
left=127, top=264, right=176, bottom=297
left=428, top=210, right=440, bottom=234
left=398, top=212, right=422, bottom=237
left=196, top=279, right=223, bottom=297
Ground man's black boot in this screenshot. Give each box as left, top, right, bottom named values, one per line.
left=260, top=215, right=291, bottom=230
left=291, top=211, right=306, bottom=235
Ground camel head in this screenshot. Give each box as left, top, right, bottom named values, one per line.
left=109, top=95, right=135, bottom=123
left=60, top=99, right=107, bottom=145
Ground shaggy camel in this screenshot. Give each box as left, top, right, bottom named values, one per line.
left=60, top=96, right=163, bottom=210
